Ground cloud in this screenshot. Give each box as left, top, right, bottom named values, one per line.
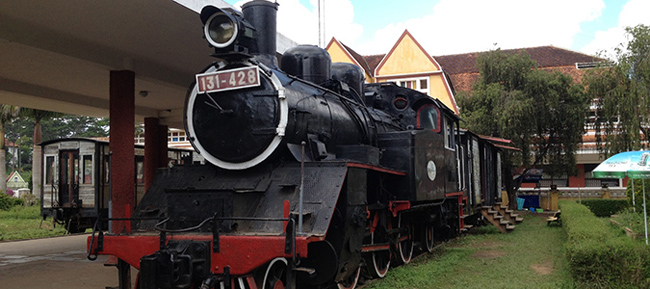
left=581, top=0, right=650, bottom=58
left=314, top=0, right=363, bottom=47
left=233, top=0, right=362, bottom=47
left=355, top=0, right=605, bottom=56
left=229, top=0, right=610, bottom=57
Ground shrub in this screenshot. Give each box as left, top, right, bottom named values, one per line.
left=20, top=193, right=38, bottom=206
left=561, top=200, right=650, bottom=288
left=0, top=192, right=25, bottom=210
left=614, top=208, right=646, bottom=236
left=581, top=199, right=630, bottom=217
left=627, top=179, right=650, bottom=215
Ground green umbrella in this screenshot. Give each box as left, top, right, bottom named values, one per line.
left=627, top=152, right=650, bottom=179
left=593, top=151, right=650, bottom=245
left=592, top=151, right=645, bottom=178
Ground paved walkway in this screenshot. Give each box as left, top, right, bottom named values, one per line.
left=0, top=234, right=131, bottom=289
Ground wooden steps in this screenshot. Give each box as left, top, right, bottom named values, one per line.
left=480, top=206, right=516, bottom=233
left=494, top=202, right=524, bottom=224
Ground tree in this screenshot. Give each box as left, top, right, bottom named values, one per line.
left=21, top=109, right=63, bottom=198
left=43, top=115, right=109, bottom=138
left=585, top=24, right=650, bottom=155
left=1, top=105, right=21, bottom=192
left=458, top=49, right=589, bottom=209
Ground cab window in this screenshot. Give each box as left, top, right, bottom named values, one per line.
left=417, top=104, right=440, bottom=132
left=444, top=117, right=456, bottom=150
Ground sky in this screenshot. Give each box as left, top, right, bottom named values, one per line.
left=223, top=0, right=650, bottom=58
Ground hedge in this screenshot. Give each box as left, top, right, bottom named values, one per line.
left=0, top=192, right=25, bottom=211
left=560, top=200, right=650, bottom=288
left=581, top=199, right=630, bottom=217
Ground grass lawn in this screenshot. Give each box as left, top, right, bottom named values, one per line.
left=364, top=211, right=575, bottom=289
left=0, top=205, right=67, bottom=241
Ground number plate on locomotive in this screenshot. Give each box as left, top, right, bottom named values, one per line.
left=196, top=66, right=260, bottom=94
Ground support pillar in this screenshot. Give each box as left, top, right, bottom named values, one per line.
left=109, top=70, right=135, bottom=234
left=158, top=124, right=168, bottom=168
left=144, top=118, right=160, bottom=192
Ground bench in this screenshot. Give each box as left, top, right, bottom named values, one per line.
left=547, top=210, right=561, bottom=226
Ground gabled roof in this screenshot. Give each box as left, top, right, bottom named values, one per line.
left=340, top=42, right=374, bottom=77
left=374, top=30, right=442, bottom=76
left=6, top=171, right=27, bottom=184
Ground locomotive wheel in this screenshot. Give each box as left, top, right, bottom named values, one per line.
left=397, top=214, right=414, bottom=264
left=261, top=258, right=290, bottom=289
left=366, top=232, right=390, bottom=278
left=424, top=224, right=435, bottom=253
left=336, top=266, right=361, bottom=289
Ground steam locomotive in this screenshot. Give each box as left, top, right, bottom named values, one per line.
left=87, top=1, right=505, bottom=288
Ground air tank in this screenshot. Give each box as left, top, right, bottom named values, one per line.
left=331, top=62, right=366, bottom=100
left=280, top=45, right=331, bottom=84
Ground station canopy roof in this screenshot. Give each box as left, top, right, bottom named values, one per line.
left=0, top=0, right=296, bottom=129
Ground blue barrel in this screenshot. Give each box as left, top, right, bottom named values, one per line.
left=516, top=197, right=525, bottom=210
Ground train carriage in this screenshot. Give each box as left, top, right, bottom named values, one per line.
left=40, top=138, right=195, bottom=233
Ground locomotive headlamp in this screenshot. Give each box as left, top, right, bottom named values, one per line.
left=204, top=11, right=238, bottom=48
left=200, top=6, right=255, bottom=53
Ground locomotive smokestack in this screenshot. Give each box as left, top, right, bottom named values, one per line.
left=242, top=0, right=279, bottom=66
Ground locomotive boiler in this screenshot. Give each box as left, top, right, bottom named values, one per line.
left=87, top=1, right=506, bottom=289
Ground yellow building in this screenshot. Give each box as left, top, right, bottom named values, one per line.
left=326, top=30, right=459, bottom=114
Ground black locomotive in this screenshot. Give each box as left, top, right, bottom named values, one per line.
left=88, top=1, right=505, bottom=288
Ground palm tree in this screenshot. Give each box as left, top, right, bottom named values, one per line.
left=21, top=109, right=63, bottom=199
left=1, top=105, right=21, bottom=192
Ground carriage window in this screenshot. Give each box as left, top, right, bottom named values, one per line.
left=104, top=158, right=110, bottom=184
left=83, top=155, right=93, bottom=184
left=45, top=156, right=55, bottom=185
left=417, top=104, right=440, bottom=132
left=444, top=117, right=456, bottom=150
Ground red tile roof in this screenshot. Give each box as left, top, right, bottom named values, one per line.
left=359, top=46, right=603, bottom=93
left=434, top=46, right=603, bottom=75
left=364, top=55, right=385, bottom=75
left=361, top=45, right=601, bottom=78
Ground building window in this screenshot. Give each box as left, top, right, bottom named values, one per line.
left=390, top=77, right=429, bottom=95
left=420, top=79, right=428, bottom=89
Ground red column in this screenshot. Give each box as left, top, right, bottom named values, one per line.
left=158, top=125, right=169, bottom=168
left=110, top=70, right=135, bottom=234
left=144, top=117, right=160, bottom=191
